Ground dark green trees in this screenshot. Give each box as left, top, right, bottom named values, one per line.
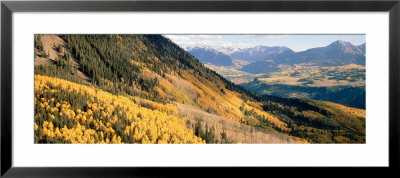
left=35, top=35, right=48, bottom=58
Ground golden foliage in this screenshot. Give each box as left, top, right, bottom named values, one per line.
left=34, top=75, right=204, bottom=144
left=177, top=70, right=289, bottom=131
left=321, top=101, right=366, bottom=119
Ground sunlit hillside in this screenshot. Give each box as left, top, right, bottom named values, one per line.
left=34, top=34, right=365, bottom=143
left=35, top=75, right=204, bottom=144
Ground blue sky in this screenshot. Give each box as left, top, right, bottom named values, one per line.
left=164, top=35, right=365, bottom=52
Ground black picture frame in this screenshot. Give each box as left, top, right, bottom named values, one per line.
left=1, top=0, right=399, bottom=177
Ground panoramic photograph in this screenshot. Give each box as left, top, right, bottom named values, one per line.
left=34, top=34, right=365, bottom=144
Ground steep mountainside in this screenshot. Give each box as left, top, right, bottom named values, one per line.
left=358, top=43, right=366, bottom=54
left=204, top=64, right=255, bottom=84
left=34, top=34, right=365, bottom=143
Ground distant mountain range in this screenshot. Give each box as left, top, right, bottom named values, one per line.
left=187, top=40, right=366, bottom=74
left=187, top=46, right=234, bottom=66
left=242, top=40, right=366, bottom=74
left=187, top=45, right=293, bottom=67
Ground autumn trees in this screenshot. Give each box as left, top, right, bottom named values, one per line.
left=34, top=75, right=204, bottom=144
left=261, top=96, right=365, bottom=143
left=34, top=35, right=48, bottom=58
left=33, top=34, right=365, bottom=144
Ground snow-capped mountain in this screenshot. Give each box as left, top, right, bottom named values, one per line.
left=242, top=40, right=366, bottom=74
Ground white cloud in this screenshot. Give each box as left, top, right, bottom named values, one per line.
left=191, top=35, right=222, bottom=40
left=163, top=35, right=268, bottom=50
left=164, top=35, right=190, bottom=41
left=244, top=35, right=287, bottom=39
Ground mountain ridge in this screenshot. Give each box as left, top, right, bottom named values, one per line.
left=34, top=35, right=365, bottom=143
left=187, top=45, right=295, bottom=67
left=187, top=46, right=234, bottom=66
left=242, top=40, right=366, bottom=74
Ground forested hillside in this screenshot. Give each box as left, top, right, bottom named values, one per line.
left=34, top=34, right=365, bottom=143
left=243, top=82, right=366, bottom=109
left=261, top=95, right=365, bottom=143
left=35, top=75, right=204, bottom=143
